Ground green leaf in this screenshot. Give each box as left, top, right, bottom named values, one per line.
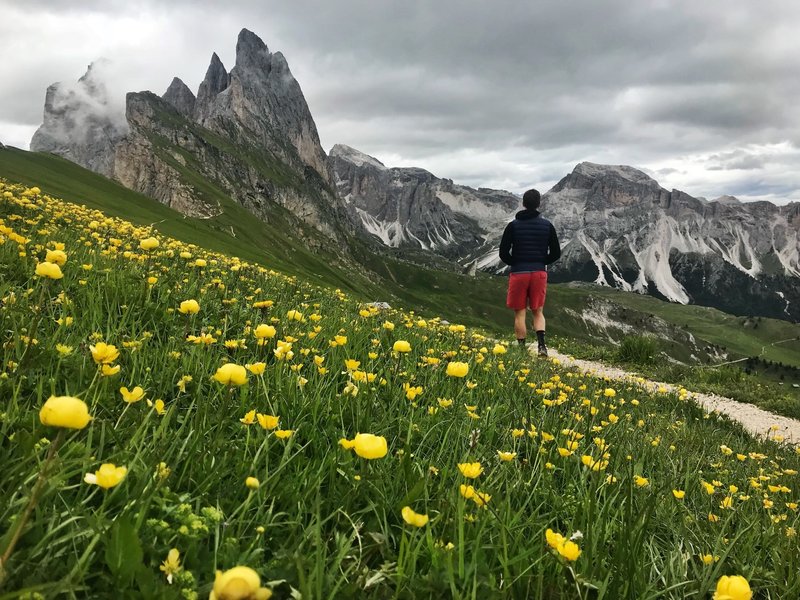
left=104, top=516, right=143, bottom=584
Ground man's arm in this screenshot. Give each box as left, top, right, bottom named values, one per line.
left=545, top=224, right=561, bottom=264
left=499, top=222, right=514, bottom=265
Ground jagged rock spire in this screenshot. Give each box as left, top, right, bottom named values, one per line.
left=162, top=77, right=196, bottom=118
left=194, top=53, right=229, bottom=122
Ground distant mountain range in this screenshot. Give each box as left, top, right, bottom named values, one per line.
left=29, top=28, right=800, bottom=321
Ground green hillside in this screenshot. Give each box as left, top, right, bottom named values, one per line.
left=1, top=146, right=798, bottom=409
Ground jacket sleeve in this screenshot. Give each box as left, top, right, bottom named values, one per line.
left=499, top=222, right=514, bottom=265
left=545, top=224, right=561, bottom=264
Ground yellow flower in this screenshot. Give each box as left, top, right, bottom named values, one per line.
left=713, top=575, right=752, bottom=600
left=90, top=342, right=119, bottom=365
left=213, top=363, right=248, bottom=386
left=153, top=399, right=166, bottom=415
left=84, top=463, right=127, bottom=489
left=274, top=429, right=294, bottom=439
left=245, top=477, right=260, bottom=490
left=101, top=364, right=121, bottom=376
left=257, top=414, right=280, bottom=430
left=194, top=258, right=207, bottom=267
left=497, top=451, right=516, bottom=462
left=45, top=249, right=67, bottom=265
left=401, top=506, right=429, bottom=528
left=35, top=261, right=64, bottom=279
left=353, top=433, right=388, bottom=459
left=472, top=490, right=491, bottom=507
left=546, top=529, right=581, bottom=561
left=333, top=335, right=347, bottom=346
left=459, top=484, right=476, bottom=499
left=393, top=340, right=411, bottom=353
left=210, top=566, right=272, bottom=600
left=339, top=437, right=356, bottom=450
left=545, top=529, right=565, bottom=549
left=634, top=475, right=650, bottom=488
left=672, top=490, right=686, bottom=500
left=457, top=462, right=483, bottom=478
left=139, top=237, right=159, bottom=250
left=39, top=395, right=91, bottom=429
left=446, top=361, right=469, bottom=378
left=120, top=386, right=146, bottom=403
left=178, top=299, right=200, bottom=314
left=382, top=321, right=395, bottom=331
left=344, top=359, right=361, bottom=371
left=159, top=548, right=181, bottom=583
left=557, top=540, right=581, bottom=561
left=254, top=324, right=276, bottom=339
left=700, top=553, right=719, bottom=565
left=240, top=410, right=256, bottom=425
left=247, top=362, right=266, bottom=375
left=603, top=388, right=616, bottom=397
left=286, top=309, right=305, bottom=322
left=491, top=344, right=507, bottom=355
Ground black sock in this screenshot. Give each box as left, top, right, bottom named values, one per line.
left=517, top=338, right=526, bottom=346
left=536, top=330, right=546, bottom=346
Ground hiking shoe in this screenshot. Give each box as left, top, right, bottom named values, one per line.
left=537, top=345, right=548, bottom=358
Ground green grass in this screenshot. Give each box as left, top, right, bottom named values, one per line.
left=1, top=147, right=798, bottom=415
left=1, top=180, right=799, bottom=598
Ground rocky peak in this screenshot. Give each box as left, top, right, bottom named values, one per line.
left=235, top=28, right=271, bottom=71
left=330, top=144, right=387, bottom=170
left=573, top=162, right=660, bottom=188
left=222, top=28, right=331, bottom=182
left=30, top=60, right=127, bottom=177
left=713, top=195, right=741, bottom=205
left=194, top=53, right=229, bottom=122
left=162, top=77, right=196, bottom=118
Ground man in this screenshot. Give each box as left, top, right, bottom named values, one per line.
left=499, top=188, right=561, bottom=357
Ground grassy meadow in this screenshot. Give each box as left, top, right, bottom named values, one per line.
left=1, top=180, right=799, bottom=599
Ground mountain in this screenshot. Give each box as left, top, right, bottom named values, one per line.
left=30, top=59, right=128, bottom=177
left=540, top=162, right=800, bottom=320
left=28, top=30, right=800, bottom=321
left=333, top=148, right=800, bottom=321
left=31, top=29, right=352, bottom=243
left=331, top=143, right=518, bottom=261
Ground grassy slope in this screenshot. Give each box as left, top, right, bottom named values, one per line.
left=579, top=285, right=800, bottom=367
left=1, top=146, right=798, bottom=377
left=0, top=147, right=372, bottom=295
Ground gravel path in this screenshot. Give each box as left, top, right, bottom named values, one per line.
left=549, top=349, right=800, bottom=446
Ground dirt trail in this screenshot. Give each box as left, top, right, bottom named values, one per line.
left=548, top=349, right=800, bottom=446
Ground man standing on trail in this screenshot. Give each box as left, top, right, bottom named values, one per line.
left=499, top=188, right=561, bottom=357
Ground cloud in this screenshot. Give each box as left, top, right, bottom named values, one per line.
left=1, top=0, right=799, bottom=204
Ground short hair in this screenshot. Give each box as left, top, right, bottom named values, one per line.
left=522, top=188, right=541, bottom=210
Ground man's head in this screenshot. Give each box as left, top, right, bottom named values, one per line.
left=522, top=188, right=541, bottom=210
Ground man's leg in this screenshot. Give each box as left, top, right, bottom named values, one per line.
left=514, top=309, right=527, bottom=341
left=533, top=308, right=547, bottom=356
left=530, top=271, right=548, bottom=356
left=532, top=307, right=546, bottom=332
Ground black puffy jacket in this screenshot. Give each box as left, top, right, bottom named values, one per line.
left=498, top=209, right=561, bottom=273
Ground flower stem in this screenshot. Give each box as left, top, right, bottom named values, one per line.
left=0, top=429, right=66, bottom=585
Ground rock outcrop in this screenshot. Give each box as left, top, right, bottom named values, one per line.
left=162, top=77, right=196, bottom=118
left=30, top=29, right=351, bottom=243
left=531, top=163, right=800, bottom=320
left=331, top=144, right=518, bottom=260
left=30, top=60, right=127, bottom=176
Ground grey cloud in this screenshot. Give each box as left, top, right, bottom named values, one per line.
left=1, top=0, right=800, bottom=201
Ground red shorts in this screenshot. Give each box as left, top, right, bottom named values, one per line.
left=506, top=271, right=547, bottom=310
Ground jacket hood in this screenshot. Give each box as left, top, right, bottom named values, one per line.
left=515, top=209, right=540, bottom=220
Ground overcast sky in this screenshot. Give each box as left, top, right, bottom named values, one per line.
left=1, top=0, right=799, bottom=204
